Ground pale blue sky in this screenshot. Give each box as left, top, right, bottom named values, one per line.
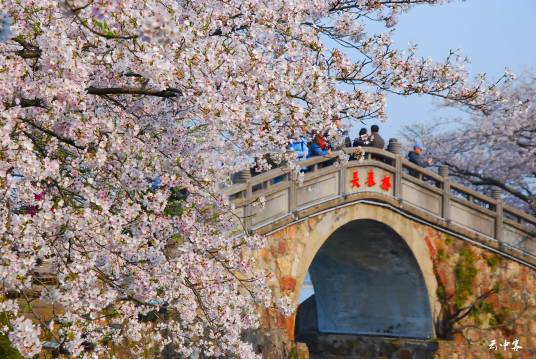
left=355, top=0, right=536, bottom=141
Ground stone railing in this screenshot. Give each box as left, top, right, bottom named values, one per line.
left=223, top=141, right=536, bottom=266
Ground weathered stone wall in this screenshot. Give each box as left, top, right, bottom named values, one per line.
left=256, top=202, right=536, bottom=358
left=424, top=228, right=536, bottom=359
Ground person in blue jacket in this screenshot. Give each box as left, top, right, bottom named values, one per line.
left=308, top=133, right=331, bottom=157
left=288, top=136, right=309, bottom=160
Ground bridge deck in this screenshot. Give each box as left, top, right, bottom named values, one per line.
left=224, top=147, right=536, bottom=268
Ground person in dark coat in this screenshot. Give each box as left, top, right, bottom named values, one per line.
left=353, top=128, right=372, bottom=147
left=407, top=143, right=434, bottom=181
left=407, top=143, right=432, bottom=168
left=369, top=124, right=385, bottom=149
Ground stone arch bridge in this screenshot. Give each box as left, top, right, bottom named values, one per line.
left=224, top=146, right=536, bottom=359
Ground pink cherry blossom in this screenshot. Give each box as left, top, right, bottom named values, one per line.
left=402, top=75, right=535, bottom=214
left=0, top=0, right=510, bottom=357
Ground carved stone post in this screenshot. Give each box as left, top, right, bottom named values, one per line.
left=492, top=187, right=504, bottom=244
left=234, top=169, right=251, bottom=183
left=388, top=138, right=402, bottom=199
left=439, top=165, right=450, bottom=222
left=339, top=160, right=348, bottom=198
left=231, top=169, right=254, bottom=228
left=387, top=138, right=402, bottom=155
left=235, top=169, right=253, bottom=229
left=289, top=170, right=298, bottom=215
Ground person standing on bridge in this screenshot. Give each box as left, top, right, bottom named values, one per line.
left=369, top=124, right=385, bottom=149
left=288, top=128, right=309, bottom=161
left=353, top=128, right=372, bottom=147
left=408, top=143, right=433, bottom=168
left=308, top=132, right=331, bottom=157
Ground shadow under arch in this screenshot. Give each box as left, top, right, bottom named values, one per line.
left=295, top=218, right=433, bottom=342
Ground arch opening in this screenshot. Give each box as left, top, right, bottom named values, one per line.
left=295, top=219, right=433, bottom=342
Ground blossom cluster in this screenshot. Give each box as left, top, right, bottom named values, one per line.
left=405, top=76, right=535, bottom=214
left=0, top=0, right=509, bottom=357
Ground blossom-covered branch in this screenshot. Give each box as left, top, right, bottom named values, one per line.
left=0, top=1, right=513, bottom=357
left=400, top=76, right=536, bottom=214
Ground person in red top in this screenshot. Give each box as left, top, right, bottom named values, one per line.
left=318, top=134, right=328, bottom=151
left=308, top=133, right=330, bottom=157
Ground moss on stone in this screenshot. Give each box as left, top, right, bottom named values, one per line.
left=490, top=306, right=512, bottom=326
left=444, top=234, right=455, bottom=245
left=454, top=247, right=477, bottom=310
left=289, top=344, right=298, bottom=359
left=469, top=298, right=495, bottom=326
left=484, top=254, right=503, bottom=269
left=437, top=248, right=449, bottom=262
left=475, top=300, right=494, bottom=315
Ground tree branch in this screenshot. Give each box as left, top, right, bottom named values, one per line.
left=20, top=118, right=85, bottom=150
left=87, top=86, right=182, bottom=98
left=450, top=288, right=497, bottom=325
left=4, top=98, right=47, bottom=109
left=445, top=161, right=534, bottom=206
left=15, top=49, right=41, bottom=59
left=6, top=86, right=182, bottom=111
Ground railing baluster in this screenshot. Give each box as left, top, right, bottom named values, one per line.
left=387, top=138, right=402, bottom=199
left=394, top=157, right=402, bottom=199
left=289, top=170, right=297, bottom=214
left=244, top=180, right=253, bottom=230
left=339, top=162, right=347, bottom=197
left=439, top=165, right=450, bottom=222
left=492, top=188, right=504, bottom=244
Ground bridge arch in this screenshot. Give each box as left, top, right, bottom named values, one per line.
left=292, top=202, right=438, bottom=319
left=260, top=201, right=443, bottom=345
left=296, top=218, right=433, bottom=339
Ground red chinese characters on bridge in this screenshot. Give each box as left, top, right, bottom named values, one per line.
left=351, top=170, right=360, bottom=188
left=366, top=169, right=376, bottom=187
left=380, top=175, right=391, bottom=191
left=350, top=169, right=391, bottom=192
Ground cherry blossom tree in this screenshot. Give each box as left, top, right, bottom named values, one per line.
left=0, top=1, right=511, bottom=357
left=400, top=75, right=536, bottom=214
